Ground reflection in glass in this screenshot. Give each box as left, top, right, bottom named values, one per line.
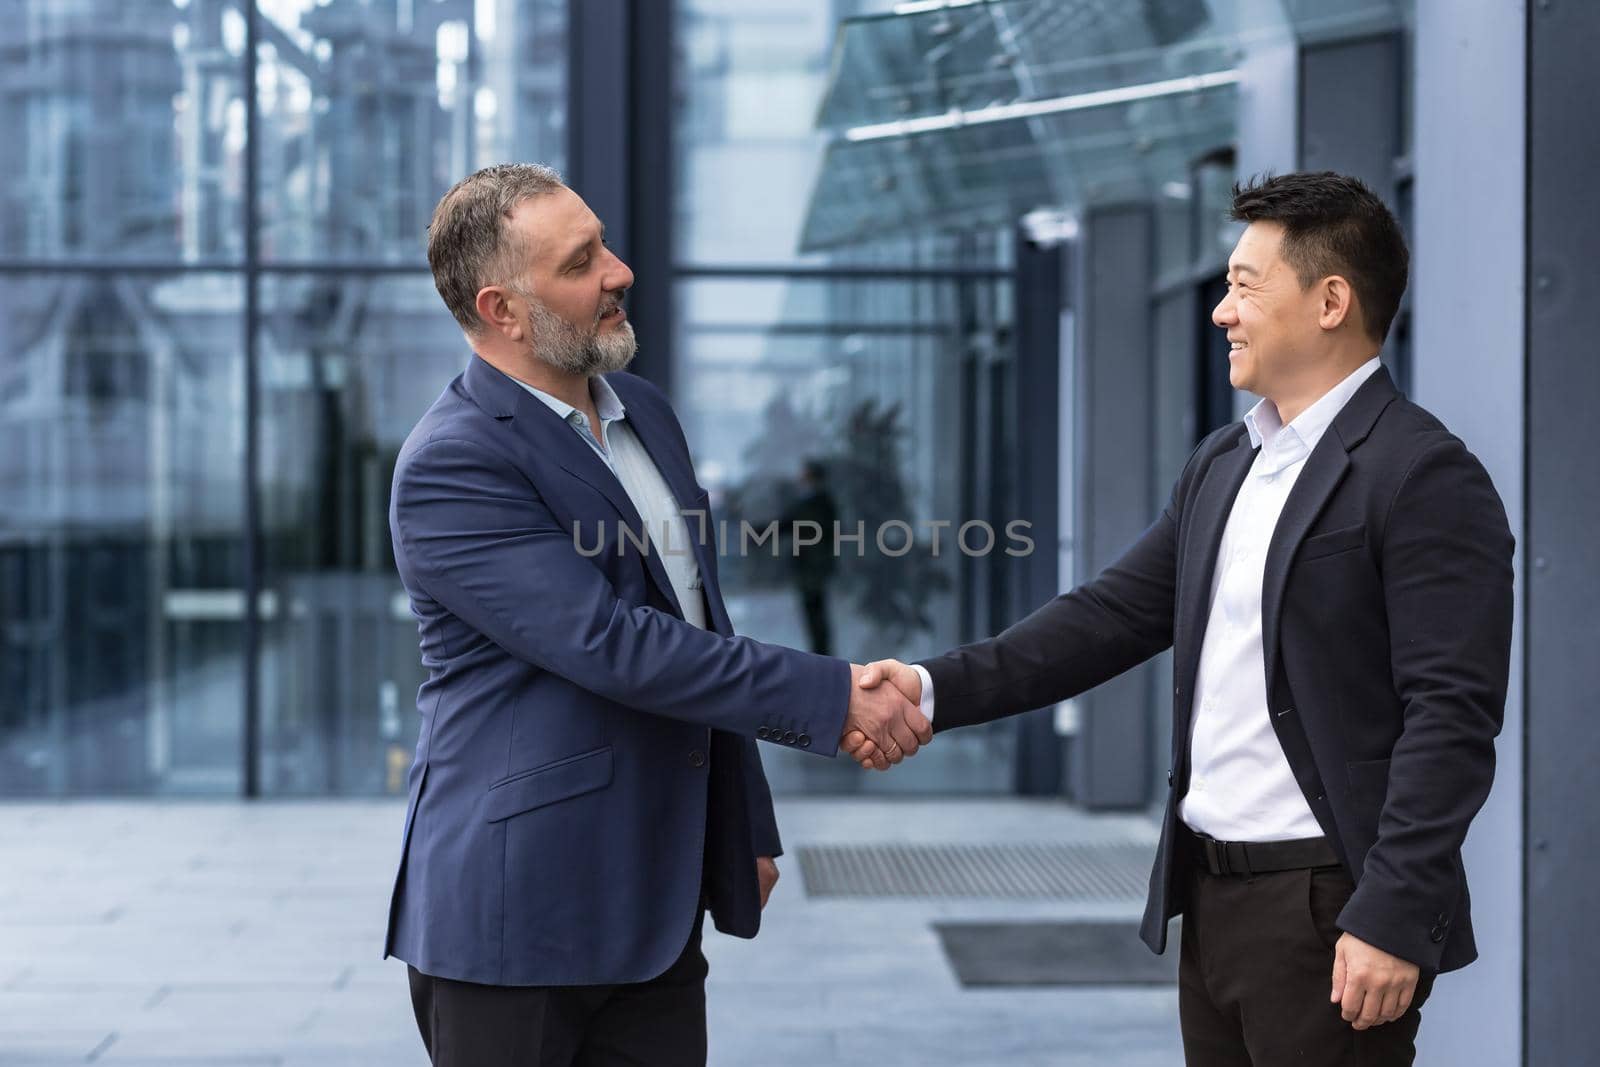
left=0, top=273, right=246, bottom=795
left=675, top=0, right=1008, bottom=268
left=255, top=275, right=468, bottom=794
left=0, top=0, right=246, bottom=261
left=255, top=0, right=568, bottom=262
left=0, top=0, right=570, bottom=795
left=675, top=275, right=1018, bottom=794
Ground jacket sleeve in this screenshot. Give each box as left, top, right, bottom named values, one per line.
left=393, top=434, right=851, bottom=755
left=1336, top=436, right=1513, bottom=971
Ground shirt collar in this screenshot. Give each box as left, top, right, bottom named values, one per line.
left=1244, top=357, right=1382, bottom=469
left=512, top=373, right=627, bottom=427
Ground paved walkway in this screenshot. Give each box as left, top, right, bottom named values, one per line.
left=0, top=799, right=1182, bottom=1066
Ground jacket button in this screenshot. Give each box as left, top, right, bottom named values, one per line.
left=1167, top=769, right=1174, bottom=788
left=798, top=734, right=811, bottom=748
left=782, top=731, right=796, bottom=744
left=1430, top=926, right=1446, bottom=943
left=688, top=750, right=706, bottom=768
left=756, top=727, right=770, bottom=739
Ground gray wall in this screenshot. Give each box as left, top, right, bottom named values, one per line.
left=1525, top=0, right=1600, bottom=1060
left=1070, top=205, right=1155, bottom=810
left=1147, top=287, right=1199, bottom=814
left=1232, top=0, right=1298, bottom=186
left=1231, top=21, right=1297, bottom=422
left=1299, top=33, right=1402, bottom=194
left=1409, top=2, right=1525, bottom=1064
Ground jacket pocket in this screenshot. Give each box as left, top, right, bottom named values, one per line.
left=484, top=746, right=614, bottom=823
left=1299, top=522, right=1367, bottom=562
left=1304, top=864, right=1356, bottom=951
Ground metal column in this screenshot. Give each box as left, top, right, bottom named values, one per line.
left=1069, top=204, right=1155, bottom=811
left=1525, top=0, right=1600, bottom=1060
left=1010, top=232, right=1065, bottom=796
left=567, top=0, right=675, bottom=394
left=1410, top=0, right=1526, bottom=1062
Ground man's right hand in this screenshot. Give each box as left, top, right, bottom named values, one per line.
left=844, top=662, right=931, bottom=771
left=843, top=660, right=925, bottom=771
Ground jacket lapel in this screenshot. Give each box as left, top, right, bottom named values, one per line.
left=1173, top=429, right=1256, bottom=751
left=606, top=375, right=734, bottom=634
left=461, top=358, right=686, bottom=619
left=1259, top=368, right=1399, bottom=687
left=1259, top=443, right=1348, bottom=686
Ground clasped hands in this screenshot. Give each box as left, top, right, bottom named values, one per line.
left=842, top=659, right=925, bottom=770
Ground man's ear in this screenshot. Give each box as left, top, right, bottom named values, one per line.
left=475, top=285, right=525, bottom=341
left=1318, top=274, right=1358, bottom=333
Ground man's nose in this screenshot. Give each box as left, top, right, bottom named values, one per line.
left=1212, top=293, right=1236, bottom=327
left=604, top=248, right=635, bottom=292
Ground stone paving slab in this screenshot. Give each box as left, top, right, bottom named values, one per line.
left=1, top=798, right=1182, bottom=1066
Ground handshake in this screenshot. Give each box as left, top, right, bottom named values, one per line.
left=841, top=660, right=928, bottom=771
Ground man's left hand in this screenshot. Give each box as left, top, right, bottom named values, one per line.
left=1331, top=933, right=1420, bottom=1030
left=756, top=857, right=779, bottom=909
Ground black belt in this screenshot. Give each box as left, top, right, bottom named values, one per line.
left=1182, top=824, right=1339, bottom=877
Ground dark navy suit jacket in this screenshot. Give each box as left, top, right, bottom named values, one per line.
left=920, top=369, right=1513, bottom=974
left=383, top=355, right=849, bottom=986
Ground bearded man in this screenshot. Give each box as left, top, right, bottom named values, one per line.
left=383, top=164, right=929, bottom=1067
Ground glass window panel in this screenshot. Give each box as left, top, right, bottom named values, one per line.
left=1193, top=153, right=1241, bottom=264
left=675, top=274, right=1018, bottom=794
left=675, top=0, right=1009, bottom=268
left=0, top=271, right=246, bottom=795
left=255, top=0, right=568, bottom=263
left=254, top=273, right=468, bottom=795
left=0, top=0, right=245, bottom=262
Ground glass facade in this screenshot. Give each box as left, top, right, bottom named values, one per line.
left=253, top=273, right=477, bottom=795
left=5, top=0, right=1421, bottom=799
left=675, top=0, right=1022, bottom=794
left=0, top=0, right=244, bottom=263
left=0, top=270, right=246, bottom=794
left=255, top=0, right=566, bottom=262
left=675, top=0, right=1007, bottom=270
left=0, top=0, right=567, bottom=796
left=673, top=273, right=1020, bottom=794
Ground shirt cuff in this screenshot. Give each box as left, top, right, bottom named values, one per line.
left=911, top=664, right=934, bottom=724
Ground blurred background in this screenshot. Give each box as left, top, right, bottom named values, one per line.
left=0, top=0, right=1593, bottom=1064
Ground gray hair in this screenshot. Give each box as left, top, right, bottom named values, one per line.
left=426, top=163, right=566, bottom=334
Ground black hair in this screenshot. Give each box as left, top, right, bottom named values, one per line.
left=1229, top=171, right=1409, bottom=343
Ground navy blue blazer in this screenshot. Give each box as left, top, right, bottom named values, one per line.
left=920, top=368, right=1514, bottom=974
left=383, top=355, right=849, bottom=987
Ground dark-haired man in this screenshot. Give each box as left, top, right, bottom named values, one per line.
left=851, top=171, right=1513, bottom=1065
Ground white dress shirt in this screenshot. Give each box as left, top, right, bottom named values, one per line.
left=911, top=664, right=936, bottom=724
left=912, top=358, right=1382, bottom=837
left=1181, top=357, right=1381, bottom=841
left=514, top=373, right=707, bottom=631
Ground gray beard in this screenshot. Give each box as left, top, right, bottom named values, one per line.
left=526, top=296, right=637, bottom=377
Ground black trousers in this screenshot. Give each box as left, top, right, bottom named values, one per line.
left=1178, top=861, right=1435, bottom=1066
left=407, top=911, right=708, bottom=1067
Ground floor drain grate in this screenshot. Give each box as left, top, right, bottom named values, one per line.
left=796, top=842, right=1151, bottom=900
left=936, top=921, right=1177, bottom=986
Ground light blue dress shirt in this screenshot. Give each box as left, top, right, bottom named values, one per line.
left=512, top=373, right=707, bottom=630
